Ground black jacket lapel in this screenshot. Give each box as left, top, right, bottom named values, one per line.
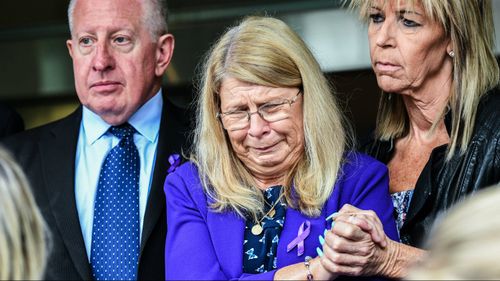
left=140, top=95, right=192, bottom=252
left=40, top=107, right=92, bottom=280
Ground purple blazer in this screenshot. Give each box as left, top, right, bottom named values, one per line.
left=164, top=153, right=398, bottom=280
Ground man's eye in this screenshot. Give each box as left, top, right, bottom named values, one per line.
left=114, top=36, right=130, bottom=45
left=79, top=37, right=94, bottom=46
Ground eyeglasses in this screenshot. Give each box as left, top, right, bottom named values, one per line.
left=217, top=90, right=302, bottom=131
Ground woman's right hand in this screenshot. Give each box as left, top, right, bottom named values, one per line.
left=318, top=204, right=423, bottom=279
left=318, top=204, right=393, bottom=277
left=320, top=221, right=388, bottom=276
left=310, top=256, right=339, bottom=280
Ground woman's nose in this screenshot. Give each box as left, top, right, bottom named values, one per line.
left=247, top=111, right=270, bottom=137
left=375, top=20, right=397, bottom=48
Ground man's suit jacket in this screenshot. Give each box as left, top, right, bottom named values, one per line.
left=164, top=153, right=399, bottom=280
left=2, top=96, right=192, bottom=280
left=0, top=103, right=24, bottom=138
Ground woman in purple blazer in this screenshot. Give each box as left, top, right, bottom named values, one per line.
left=164, top=16, right=398, bottom=280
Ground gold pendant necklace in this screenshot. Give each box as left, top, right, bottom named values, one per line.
left=268, top=208, right=276, bottom=218
left=251, top=224, right=263, bottom=235
left=251, top=192, right=284, bottom=236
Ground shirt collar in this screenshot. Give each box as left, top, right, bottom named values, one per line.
left=129, top=89, right=162, bottom=142
left=82, top=89, right=163, bottom=145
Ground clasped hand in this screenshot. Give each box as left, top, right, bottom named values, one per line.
left=318, top=204, right=392, bottom=277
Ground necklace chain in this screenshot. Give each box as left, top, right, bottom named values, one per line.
left=259, top=192, right=284, bottom=223
left=251, top=191, right=285, bottom=235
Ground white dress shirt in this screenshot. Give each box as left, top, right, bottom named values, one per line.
left=75, top=91, right=162, bottom=261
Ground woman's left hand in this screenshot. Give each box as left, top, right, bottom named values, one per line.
left=319, top=204, right=392, bottom=276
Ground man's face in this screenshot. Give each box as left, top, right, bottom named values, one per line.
left=67, top=0, right=174, bottom=125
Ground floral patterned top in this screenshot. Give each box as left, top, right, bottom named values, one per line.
left=391, top=189, right=414, bottom=234
left=243, top=186, right=286, bottom=273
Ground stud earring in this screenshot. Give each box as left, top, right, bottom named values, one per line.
left=448, top=50, right=455, bottom=58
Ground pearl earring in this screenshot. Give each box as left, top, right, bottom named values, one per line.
left=448, top=50, right=455, bottom=58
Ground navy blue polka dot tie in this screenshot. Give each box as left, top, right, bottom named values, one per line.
left=91, top=123, right=140, bottom=280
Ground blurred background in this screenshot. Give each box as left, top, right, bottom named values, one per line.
left=1, top=0, right=499, bottom=140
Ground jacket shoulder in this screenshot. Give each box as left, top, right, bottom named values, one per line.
left=1, top=108, right=81, bottom=155
left=476, top=87, right=500, bottom=134
left=342, top=151, right=388, bottom=173
left=164, top=161, right=202, bottom=194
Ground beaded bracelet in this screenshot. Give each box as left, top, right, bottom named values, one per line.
left=304, top=256, right=313, bottom=281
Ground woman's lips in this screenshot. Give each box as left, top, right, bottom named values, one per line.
left=375, top=62, right=401, bottom=73
left=253, top=143, right=278, bottom=153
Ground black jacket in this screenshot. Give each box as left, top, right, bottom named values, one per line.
left=1, top=96, right=192, bottom=280
left=0, top=103, right=24, bottom=138
left=363, top=87, right=500, bottom=248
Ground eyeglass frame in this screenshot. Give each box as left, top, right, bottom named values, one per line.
left=216, top=89, right=303, bottom=130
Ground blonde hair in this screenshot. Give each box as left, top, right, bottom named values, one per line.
left=407, top=185, right=500, bottom=280
left=350, top=0, right=500, bottom=159
left=0, top=146, right=48, bottom=280
left=193, top=16, right=352, bottom=219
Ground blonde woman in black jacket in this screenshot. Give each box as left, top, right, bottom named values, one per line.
left=317, top=0, right=500, bottom=279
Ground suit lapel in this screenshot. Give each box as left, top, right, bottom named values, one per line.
left=208, top=210, right=245, bottom=277
left=40, top=108, right=92, bottom=280
left=141, top=96, right=192, bottom=252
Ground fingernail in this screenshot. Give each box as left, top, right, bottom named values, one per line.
left=323, top=229, right=327, bottom=237
left=325, top=212, right=338, bottom=221
left=319, top=235, right=325, bottom=245
left=331, top=221, right=335, bottom=229
left=316, top=247, right=323, bottom=257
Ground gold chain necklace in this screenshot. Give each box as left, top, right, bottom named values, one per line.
left=251, top=192, right=285, bottom=236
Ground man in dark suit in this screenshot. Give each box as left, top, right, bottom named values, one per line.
left=2, top=0, right=190, bottom=279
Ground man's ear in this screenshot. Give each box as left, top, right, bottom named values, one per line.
left=67, top=39, right=75, bottom=59
left=155, top=34, right=175, bottom=77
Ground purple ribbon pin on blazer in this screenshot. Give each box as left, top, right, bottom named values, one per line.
left=286, top=220, right=311, bottom=256
left=167, top=154, right=181, bottom=173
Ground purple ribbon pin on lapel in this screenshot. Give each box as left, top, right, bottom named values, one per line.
left=286, top=220, right=311, bottom=256
left=167, top=154, right=181, bottom=173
